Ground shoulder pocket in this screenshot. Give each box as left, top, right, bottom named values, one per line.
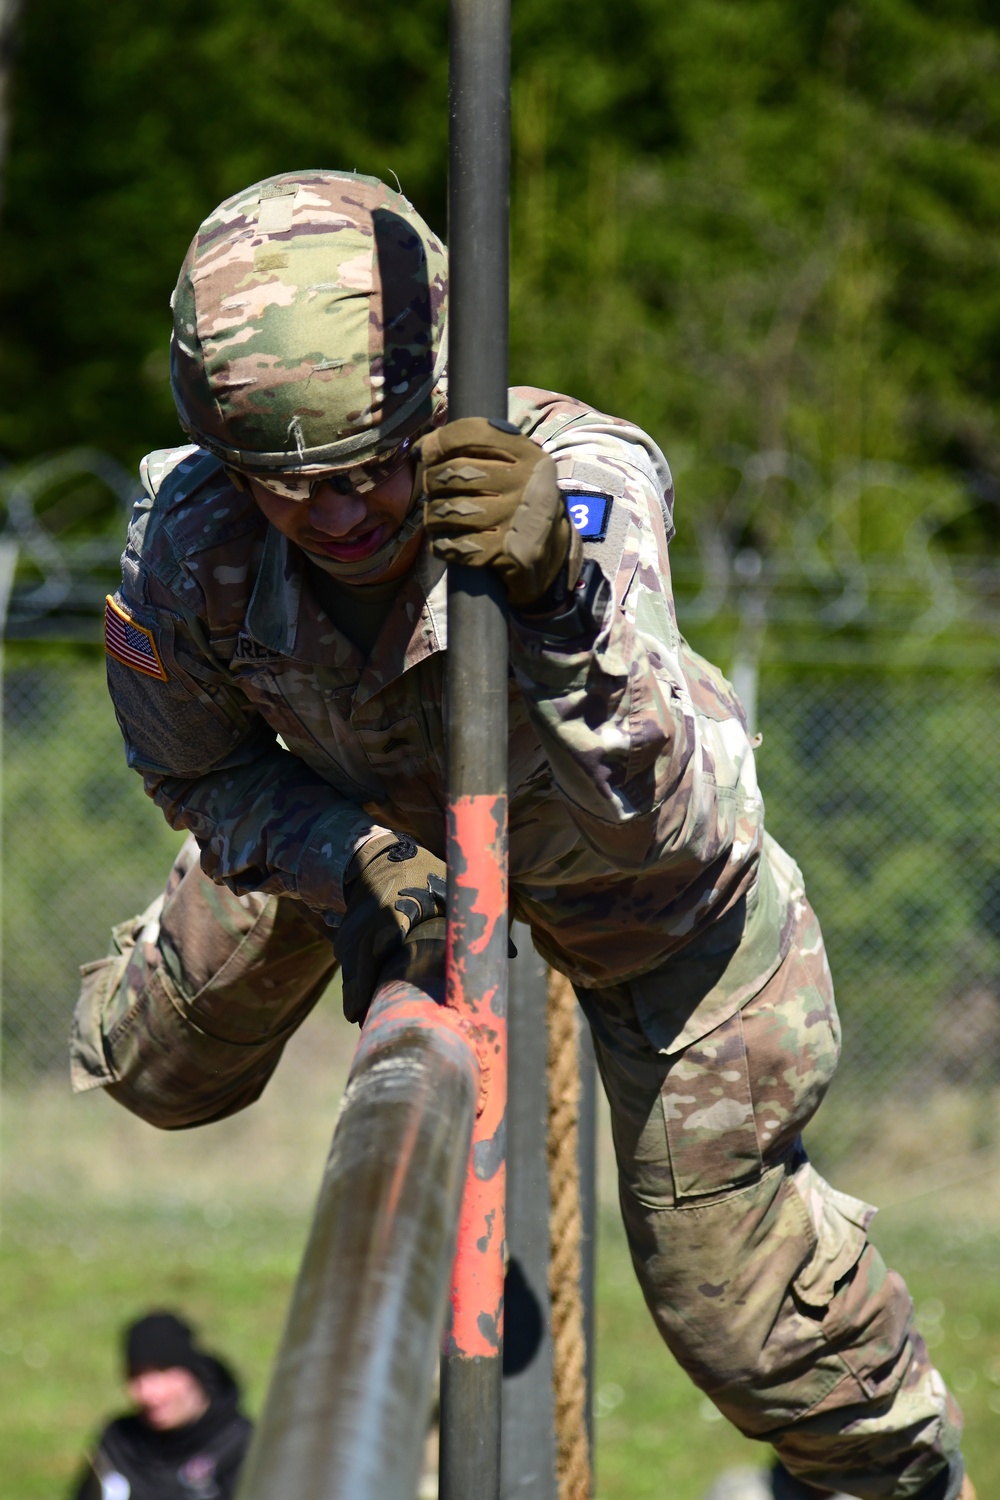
left=107, top=600, right=249, bottom=776
left=561, top=462, right=632, bottom=588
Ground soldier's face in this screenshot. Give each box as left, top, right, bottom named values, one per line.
left=248, top=461, right=421, bottom=580
left=127, top=1366, right=210, bottom=1431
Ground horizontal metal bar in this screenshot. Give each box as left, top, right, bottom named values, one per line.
left=237, top=977, right=480, bottom=1500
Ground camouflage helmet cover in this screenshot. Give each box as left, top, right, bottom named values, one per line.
left=170, top=170, right=448, bottom=474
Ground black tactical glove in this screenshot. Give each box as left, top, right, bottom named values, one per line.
left=416, top=417, right=583, bottom=608
left=335, top=833, right=447, bottom=1022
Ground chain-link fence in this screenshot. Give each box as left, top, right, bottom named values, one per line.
left=0, top=446, right=998, bottom=1238
left=757, top=675, right=1000, bottom=1173
left=3, top=645, right=998, bottom=1168
left=3, top=562, right=1000, bottom=1499
left=2, top=651, right=184, bottom=1077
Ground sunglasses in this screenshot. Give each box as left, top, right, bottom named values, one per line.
left=227, top=436, right=417, bottom=504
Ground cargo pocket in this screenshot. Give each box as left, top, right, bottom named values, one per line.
left=100, top=961, right=295, bottom=1130
left=790, top=1158, right=878, bottom=1344
left=70, top=952, right=130, bottom=1093
left=71, top=868, right=337, bottom=1128
left=172, top=891, right=336, bottom=1046
left=785, top=1159, right=914, bottom=1410
left=660, top=1006, right=762, bottom=1199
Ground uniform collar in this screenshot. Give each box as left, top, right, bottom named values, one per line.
left=244, top=523, right=448, bottom=691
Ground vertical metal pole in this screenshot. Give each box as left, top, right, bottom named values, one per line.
left=730, top=547, right=765, bottom=736
left=0, top=0, right=26, bottom=220
left=578, top=1020, right=599, bottom=1469
left=447, top=0, right=510, bottom=423
left=0, top=539, right=18, bottom=1248
left=441, top=2, right=511, bottom=1498
left=501, top=927, right=557, bottom=1499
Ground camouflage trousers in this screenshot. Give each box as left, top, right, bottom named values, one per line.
left=575, top=895, right=965, bottom=1500
left=71, top=837, right=965, bottom=1498
left=71, top=836, right=337, bottom=1128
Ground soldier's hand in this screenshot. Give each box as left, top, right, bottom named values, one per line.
left=416, top=417, right=582, bottom=608
left=335, top=833, right=447, bottom=1022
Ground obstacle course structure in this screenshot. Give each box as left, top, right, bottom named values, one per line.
left=237, top=3, right=595, bottom=1496
left=237, top=972, right=479, bottom=1500
left=238, top=946, right=595, bottom=1500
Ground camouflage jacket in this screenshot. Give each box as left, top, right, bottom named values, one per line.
left=107, top=386, right=801, bottom=1031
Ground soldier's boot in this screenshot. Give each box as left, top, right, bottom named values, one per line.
left=772, top=1463, right=839, bottom=1498
left=702, top=1465, right=976, bottom=1500
left=701, top=1465, right=847, bottom=1500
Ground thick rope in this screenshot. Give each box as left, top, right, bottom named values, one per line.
left=546, top=969, right=592, bottom=1500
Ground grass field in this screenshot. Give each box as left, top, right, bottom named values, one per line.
left=2, top=998, right=998, bottom=1498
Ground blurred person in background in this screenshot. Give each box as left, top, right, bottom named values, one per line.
left=70, top=171, right=974, bottom=1500
left=72, top=1311, right=253, bottom=1500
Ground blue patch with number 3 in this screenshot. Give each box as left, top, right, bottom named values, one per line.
left=563, top=490, right=613, bottom=541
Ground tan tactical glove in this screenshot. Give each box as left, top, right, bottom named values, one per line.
left=416, top=417, right=583, bottom=608
left=335, top=833, right=447, bottom=1023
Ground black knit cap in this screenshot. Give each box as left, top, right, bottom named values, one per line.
left=124, top=1311, right=206, bottom=1379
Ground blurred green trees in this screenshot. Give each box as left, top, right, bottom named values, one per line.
left=0, top=0, right=998, bottom=556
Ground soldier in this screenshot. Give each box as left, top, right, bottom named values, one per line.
left=72, top=171, right=973, bottom=1500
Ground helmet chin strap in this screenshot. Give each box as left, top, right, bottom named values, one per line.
left=301, top=501, right=425, bottom=585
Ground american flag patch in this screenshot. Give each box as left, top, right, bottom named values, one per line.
left=104, top=596, right=168, bottom=680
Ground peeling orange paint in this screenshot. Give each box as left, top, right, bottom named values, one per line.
left=444, top=791, right=509, bottom=1360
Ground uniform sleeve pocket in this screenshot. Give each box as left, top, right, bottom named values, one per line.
left=106, top=597, right=251, bottom=776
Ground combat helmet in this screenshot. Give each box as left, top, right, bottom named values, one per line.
left=170, top=170, right=448, bottom=481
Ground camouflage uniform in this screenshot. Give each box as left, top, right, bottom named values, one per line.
left=72, top=172, right=965, bottom=1498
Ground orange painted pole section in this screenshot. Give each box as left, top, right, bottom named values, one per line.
left=444, top=794, right=508, bottom=1360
